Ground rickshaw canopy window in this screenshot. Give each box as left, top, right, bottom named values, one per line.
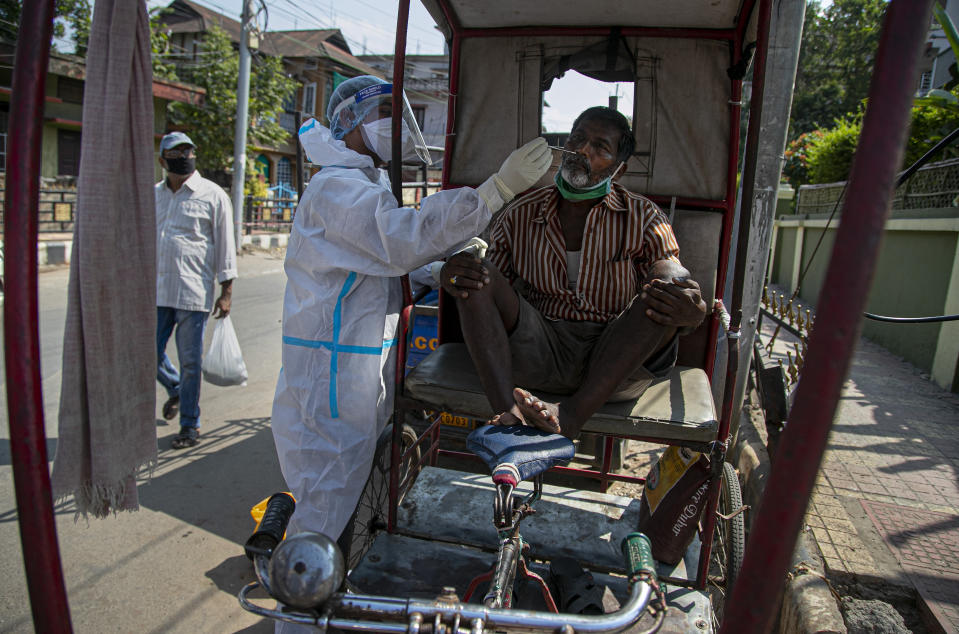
left=446, top=35, right=736, bottom=201
left=540, top=30, right=636, bottom=91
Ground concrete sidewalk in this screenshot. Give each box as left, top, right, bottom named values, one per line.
left=609, top=322, right=959, bottom=632
left=766, top=322, right=959, bottom=633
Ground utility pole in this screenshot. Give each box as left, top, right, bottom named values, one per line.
left=231, top=0, right=254, bottom=252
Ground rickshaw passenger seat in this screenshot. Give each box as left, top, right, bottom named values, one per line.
left=467, top=424, right=575, bottom=485
left=405, top=343, right=717, bottom=445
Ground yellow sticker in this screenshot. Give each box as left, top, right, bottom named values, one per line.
left=440, top=412, right=473, bottom=428
left=643, top=446, right=702, bottom=515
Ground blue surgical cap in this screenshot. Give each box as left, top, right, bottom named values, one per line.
left=326, top=75, right=391, bottom=140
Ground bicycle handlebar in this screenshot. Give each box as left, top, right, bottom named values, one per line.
left=240, top=580, right=655, bottom=633
left=240, top=530, right=663, bottom=633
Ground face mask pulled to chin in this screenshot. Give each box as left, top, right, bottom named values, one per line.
left=360, top=118, right=423, bottom=164
left=555, top=161, right=624, bottom=201
left=165, top=156, right=196, bottom=175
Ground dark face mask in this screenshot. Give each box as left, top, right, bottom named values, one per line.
left=165, top=156, right=195, bottom=175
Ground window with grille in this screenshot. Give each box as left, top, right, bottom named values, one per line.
left=58, top=77, right=84, bottom=104
left=918, top=70, right=932, bottom=95
left=58, top=129, right=82, bottom=176
left=282, top=90, right=296, bottom=112
left=277, top=157, right=293, bottom=186
left=413, top=105, right=426, bottom=131
left=302, top=83, right=316, bottom=116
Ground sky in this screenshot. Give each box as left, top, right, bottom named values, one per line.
left=147, top=0, right=634, bottom=132
left=148, top=0, right=448, bottom=56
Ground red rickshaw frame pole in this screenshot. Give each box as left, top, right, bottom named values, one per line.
left=719, top=1, right=934, bottom=630
left=389, top=0, right=413, bottom=533
left=696, top=0, right=772, bottom=590
left=4, top=0, right=74, bottom=630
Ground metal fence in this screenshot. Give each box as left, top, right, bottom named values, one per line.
left=794, top=157, right=959, bottom=215
left=243, top=195, right=298, bottom=233
left=0, top=169, right=443, bottom=237
left=0, top=188, right=78, bottom=233
left=242, top=163, right=444, bottom=234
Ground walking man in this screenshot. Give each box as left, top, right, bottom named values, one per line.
left=155, top=132, right=237, bottom=449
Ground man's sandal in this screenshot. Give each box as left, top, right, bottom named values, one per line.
left=171, top=427, right=199, bottom=449
left=162, top=395, right=180, bottom=421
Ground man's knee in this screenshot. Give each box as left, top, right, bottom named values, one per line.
left=454, top=260, right=521, bottom=330
left=455, top=260, right=507, bottom=307
left=454, top=279, right=495, bottom=311
left=643, top=259, right=689, bottom=286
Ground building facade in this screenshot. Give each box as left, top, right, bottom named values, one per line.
left=157, top=0, right=382, bottom=191
left=0, top=45, right=204, bottom=183
left=919, top=0, right=959, bottom=95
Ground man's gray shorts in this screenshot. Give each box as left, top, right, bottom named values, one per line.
left=508, top=294, right=678, bottom=402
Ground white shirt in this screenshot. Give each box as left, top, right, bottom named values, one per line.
left=155, top=171, right=237, bottom=312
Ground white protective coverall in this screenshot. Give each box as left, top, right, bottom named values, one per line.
left=271, top=119, right=503, bottom=540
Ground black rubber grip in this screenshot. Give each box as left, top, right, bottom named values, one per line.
left=244, top=492, right=295, bottom=560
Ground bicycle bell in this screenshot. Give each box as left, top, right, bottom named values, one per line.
left=268, top=532, right=345, bottom=609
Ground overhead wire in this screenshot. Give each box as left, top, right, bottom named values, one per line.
left=147, top=0, right=450, bottom=128
left=171, top=0, right=449, bottom=98
left=281, top=0, right=441, bottom=44
left=274, top=0, right=446, bottom=73
left=259, top=0, right=450, bottom=106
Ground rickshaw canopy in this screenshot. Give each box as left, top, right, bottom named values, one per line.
left=421, top=0, right=759, bottom=202
left=422, top=0, right=761, bottom=32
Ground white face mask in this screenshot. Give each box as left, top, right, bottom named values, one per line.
left=360, top=117, right=424, bottom=164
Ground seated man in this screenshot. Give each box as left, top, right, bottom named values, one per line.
left=440, top=106, right=707, bottom=439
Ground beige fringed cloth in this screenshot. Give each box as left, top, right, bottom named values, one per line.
left=51, top=0, right=158, bottom=518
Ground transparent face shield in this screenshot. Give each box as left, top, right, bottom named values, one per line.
left=330, top=83, right=432, bottom=165
left=398, top=91, right=432, bottom=165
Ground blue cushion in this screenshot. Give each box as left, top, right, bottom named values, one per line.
left=467, top=424, right=576, bottom=484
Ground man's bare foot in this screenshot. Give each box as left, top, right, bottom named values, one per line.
left=512, top=387, right=561, bottom=434
left=489, top=403, right=525, bottom=427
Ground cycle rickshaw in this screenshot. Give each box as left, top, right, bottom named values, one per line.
left=243, top=0, right=774, bottom=629
left=5, top=0, right=933, bottom=632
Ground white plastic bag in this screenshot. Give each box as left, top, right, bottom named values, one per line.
left=202, top=315, right=248, bottom=386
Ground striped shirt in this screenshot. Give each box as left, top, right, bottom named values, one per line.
left=487, top=183, right=681, bottom=323
left=155, top=171, right=237, bottom=312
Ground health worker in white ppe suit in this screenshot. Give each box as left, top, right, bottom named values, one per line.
left=271, top=76, right=552, bottom=552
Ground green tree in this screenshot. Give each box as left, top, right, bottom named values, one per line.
left=805, top=116, right=862, bottom=184
left=149, top=7, right=178, bottom=82
left=782, top=130, right=824, bottom=191
left=167, top=24, right=297, bottom=177
left=789, top=0, right=888, bottom=139
left=0, top=0, right=91, bottom=55
left=801, top=91, right=959, bottom=184
left=59, top=0, right=90, bottom=57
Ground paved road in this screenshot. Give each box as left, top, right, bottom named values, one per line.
left=1, top=250, right=290, bottom=632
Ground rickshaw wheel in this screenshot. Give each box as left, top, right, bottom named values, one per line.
left=708, top=461, right=745, bottom=625
left=339, top=422, right=420, bottom=572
